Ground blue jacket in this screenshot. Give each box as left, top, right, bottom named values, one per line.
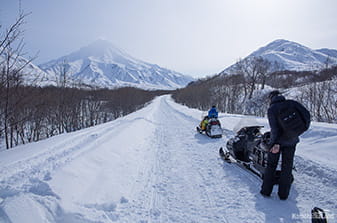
left=268, top=95, right=305, bottom=146
left=208, top=107, right=218, bottom=118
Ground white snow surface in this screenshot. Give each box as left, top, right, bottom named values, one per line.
left=0, top=95, right=336, bottom=223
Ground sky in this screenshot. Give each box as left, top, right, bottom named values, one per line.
left=1, top=0, right=337, bottom=78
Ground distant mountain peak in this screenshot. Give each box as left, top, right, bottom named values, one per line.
left=223, top=39, right=337, bottom=73
left=251, top=39, right=310, bottom=56
left=57, top=39, right=135, bottom=65
left=39, top=40, right=194, bottom=90
left=265, top=39, right=294, bottom=46
left=87, top=38, right=115, bottom=48
left=268, top=39, right=297, bottom=45
left=82, top=39, right=128, bottom=56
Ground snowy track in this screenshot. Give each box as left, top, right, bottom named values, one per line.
left=0, top=95, right=336, bottom=223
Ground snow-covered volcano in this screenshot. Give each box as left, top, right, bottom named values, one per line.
left=223, top=39, right=337, bottom=73
left=39, top=40, right=194, bottom=90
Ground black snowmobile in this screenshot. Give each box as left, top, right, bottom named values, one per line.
left=219, top=126, right=293, bottom=184
left=197, top=117, right=222, bottom=138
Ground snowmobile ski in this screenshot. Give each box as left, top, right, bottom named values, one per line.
left=220, top=126, right=295, bottom=185
left=219, top=147, right=263, bottom=178
left=219, top=147, right=231, bottom=163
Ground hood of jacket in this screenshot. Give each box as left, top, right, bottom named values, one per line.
left=270, top=95, right=286, bottom=105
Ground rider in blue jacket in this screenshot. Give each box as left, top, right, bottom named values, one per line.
left=208, top=106, right=218, bottom=118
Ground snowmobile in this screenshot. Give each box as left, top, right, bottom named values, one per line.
left=197, top=117, right=223, bottom=138
left=219, top=126, right=293, bottom=185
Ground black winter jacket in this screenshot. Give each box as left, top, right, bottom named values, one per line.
left=267, top=95, right=309, bottom=147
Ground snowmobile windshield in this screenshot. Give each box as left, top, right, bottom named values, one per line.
left=233, top=116, right=262, bottom=133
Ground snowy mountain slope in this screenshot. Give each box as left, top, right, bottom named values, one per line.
left=0, top=95, right=336, bottom=222
left=316, top=48, right=337, bottom=59
left=0, top=55, right=52, bottom=86
left=223, top=39, right=337, bottom=73
left=39, top=40, right=194, bottom=90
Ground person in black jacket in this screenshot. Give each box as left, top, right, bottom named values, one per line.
left=260, top=90, right=310, bottom=200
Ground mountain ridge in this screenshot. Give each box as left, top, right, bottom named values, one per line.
left=39, top=39, right=194, bottom=90
left=221, top=39, right=337, bottom=74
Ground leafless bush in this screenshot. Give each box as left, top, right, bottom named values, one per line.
left=296, top=80, right=337, bottom=123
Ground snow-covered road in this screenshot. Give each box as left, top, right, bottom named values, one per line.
left=0, top=95, right=336, bottom=223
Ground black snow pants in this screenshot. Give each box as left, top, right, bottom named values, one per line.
left=261, top=145, right=296, bottom=199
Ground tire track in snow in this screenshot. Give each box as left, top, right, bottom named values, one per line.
left=115, top=96, right=233, bottom=222
left=160, top=97, right=267, bottom=222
